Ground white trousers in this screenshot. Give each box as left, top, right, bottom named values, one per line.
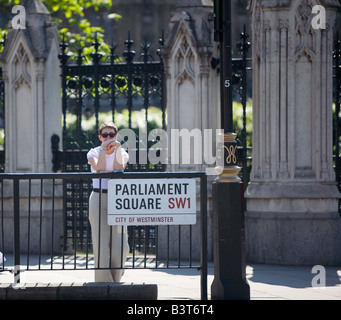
left=89, top=192, right=129, bottom=282
left=0, top=251, right=5, bottom=265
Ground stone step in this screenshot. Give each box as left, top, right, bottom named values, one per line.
left=0, top=282, right=158, bottom=300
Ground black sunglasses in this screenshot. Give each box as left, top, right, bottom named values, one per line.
left=101, top=132, right=116, bottom=138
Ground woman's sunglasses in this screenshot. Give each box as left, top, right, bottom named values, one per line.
left=101, top=132, right=116, bottom=138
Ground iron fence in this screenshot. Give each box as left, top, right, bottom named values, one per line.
left=54, top=33, right=167, bottom=249
left=0, top=171, right=208, bottom=299
left=232, top=27, right=252, bottom=187
left=58, top=32, right=166, bottom=153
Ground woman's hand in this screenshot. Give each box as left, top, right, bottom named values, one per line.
left=101, top=138, right=116, bottom=149
left=105, top=140, right=121, bottom=154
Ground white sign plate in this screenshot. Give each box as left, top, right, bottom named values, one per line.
left=107, top=178, right=196, bottom=225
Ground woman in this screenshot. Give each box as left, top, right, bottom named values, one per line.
left=87, top=121, right=129, bottom=282
left=0, top=251, right=5, bottom=265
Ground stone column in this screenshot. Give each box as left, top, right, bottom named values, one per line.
left=245, top=0, right=341, bottom=265
left=162, top=0, right=219, bottom=173
left=0, top=0, right=63, bottom=255
left=0, top=0, right=62, bottom=173
left=159, top=0, right=218, bottom=260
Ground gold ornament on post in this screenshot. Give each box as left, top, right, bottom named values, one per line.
left=215, top=132, right=241, bottom=183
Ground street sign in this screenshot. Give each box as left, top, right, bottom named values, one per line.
left=107, top=178, right=197, bottom=225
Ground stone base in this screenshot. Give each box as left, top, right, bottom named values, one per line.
left=245, top=211, right=341, bottom=265
left=0, top=282, right=158, bottom=300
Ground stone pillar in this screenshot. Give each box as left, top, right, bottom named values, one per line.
left=245, top=0, right=341, bottom=265
left=0, top=0, right=62, bottom=173
left=162, top=0, right=219, bottom=173
left=0, top=0, right=63, bottom=255
left=159, top=0, right=218, bottom=260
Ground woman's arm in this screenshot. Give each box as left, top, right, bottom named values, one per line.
left=113, top=146, right=128, bottom=171
left=105, top=140, right=128, bottom=171
left=88, top=148, right=107, bottom=171
left=88, top=138, right=118, bottom=171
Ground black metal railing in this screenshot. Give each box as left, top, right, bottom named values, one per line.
left=233, top=27, right=252, bottom=187
left=0, top=171, right=208, bottom=299
left=58, top=32, right=166, bottom=152
left=55, top=33, right=167, bottom=249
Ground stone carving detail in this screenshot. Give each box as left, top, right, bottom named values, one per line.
left=296, top=0, right=312, bottom=28
left=13, top=43, right=32, bottom=89
left=295, top=0, right=315, bottom=59
left=278, top=19, right=289, bottom=31
left=175, top=35, right=195, bottom=84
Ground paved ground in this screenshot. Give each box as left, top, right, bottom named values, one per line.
left=0, top=255, right=340, bottom=300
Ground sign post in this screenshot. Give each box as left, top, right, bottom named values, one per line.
left=211, top=0, right=250, bottom=300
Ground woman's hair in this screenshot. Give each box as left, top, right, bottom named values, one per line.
left=98, top=121, right=118, bottom=135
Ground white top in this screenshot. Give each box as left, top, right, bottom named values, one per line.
left=87, top=146, right=129, bottom=189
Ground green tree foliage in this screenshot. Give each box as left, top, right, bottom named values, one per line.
left=1, top=0, right=121, bottom=59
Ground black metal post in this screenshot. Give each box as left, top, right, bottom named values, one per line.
left=76, top=47, right=84, bottom=142
left=91, top=32, right=103, bottom=133
left=220, top=0, right=233, bottom=132
left=211, top=0, right=250, bottom=300
left=200, top=174, right=208, bottom=300
left=236, top=25, right=251, bottom=188
left=58, top=35, right=69, bottom=151
left=13, top=177, right=20, bottom=284
left=123, top=31, right=136, bottom=129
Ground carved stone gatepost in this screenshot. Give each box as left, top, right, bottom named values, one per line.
left=246, top=0, right=341, bottom=265
left=0, top=0, right=61, bottom=173
left=159, top=0, right=219, bottom=261
left=162, top=0, right=219, bottom=173
left=0, top=0, right=63, bottom=256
